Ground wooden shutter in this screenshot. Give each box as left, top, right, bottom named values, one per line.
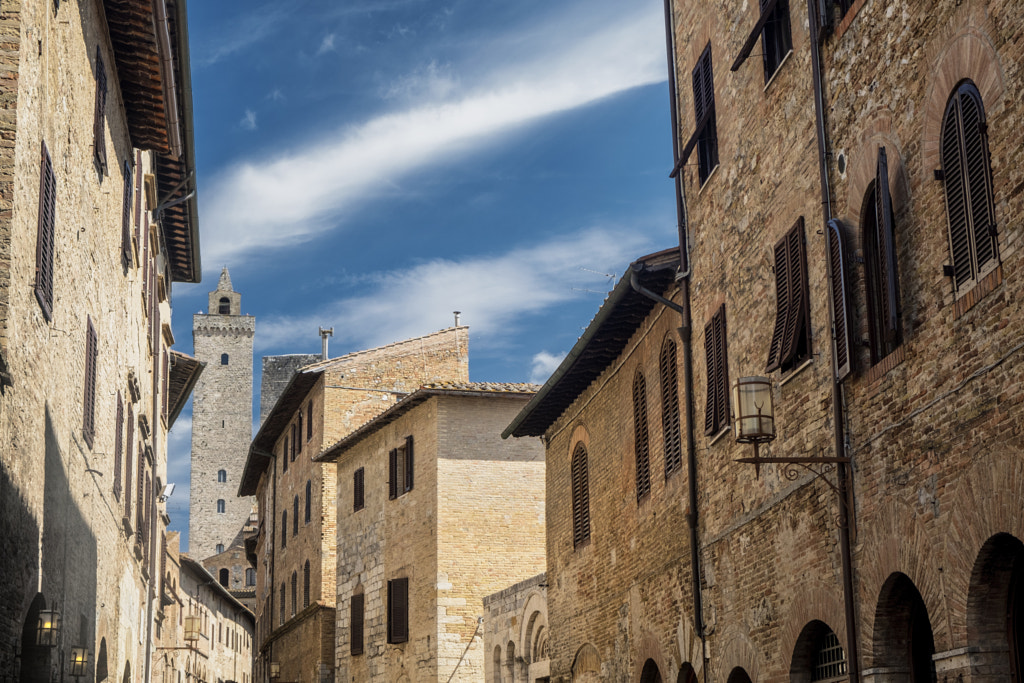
left=291, top=572, right=297, bottom=615
left=305, top=480, right=312, bottom=522
left=350, top=594, right=365, bottom=655
left=114, top=393, right=124, bottom=500
left=766, top=234, right=791, bottom=372
left=290, top=424, right=297, bottom=461
left=293, top=496, right=298, bottom=535
left=136, top=451, right=144, bottom=534
left=404, top=435, right=414, bottom=493
left=307, top=401, right=313, bottom=440
left=388, top=449, right=398, bottom=499
left=297, top=414, right=303, bottom=453
left=571, top=443, right=590, bottom=548
left=660, top=339, right=683, bottom=476
left=281, top=511, right=287, bottom=548
left=691, top=44, right=718, bottom=183
left=875, top=148, right=900, bottom=342
left=767, top=219, right=809, bottom=372
left=704, top=307, right=728, bottom=436
left=354, top=468, right=364, bottom=511
left=960, top=86, right=998, bottom=274
left=144, top=476, right=152, bottom=562
left=124, top=425, right=134, bottom=521
left=35, top=141, right=56, bottom=320
left=632, top=371, right=651, bottom=501
left=303, top=561, right=310, bottom=608
left=142, top=219, right=150, bottom=311
left=83, top=318, right=98, bottom=448
left=93, top=47, right=107, bottom=173
left=121, top=161, right=133, bottom=268
left=941, top=90, right=973, bottom=290
left=387, top=577, right=409, bottom=643
left=133, top=150, right=142, bottom=245
left=161, top=350, right=169, bottom=423
left=283, top=437, right=289, bottom=472
left=826, top=220, right=852, bottom=381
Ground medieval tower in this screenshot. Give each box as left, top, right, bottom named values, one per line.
left=189, top=268, right=255, bottom=560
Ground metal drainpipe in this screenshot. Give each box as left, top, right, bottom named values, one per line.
left=269, top=456, right=278, bottom=683
left=660, top=0, right=707, bottom=675
left=806, top=2, right=860, bottom=680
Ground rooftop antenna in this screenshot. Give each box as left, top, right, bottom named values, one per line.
left=318, top=327, right=334, bottom=360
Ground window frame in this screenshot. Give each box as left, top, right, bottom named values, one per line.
left=388, top=436, right=414, bottom=500
left=759, top=0, right=792, bottom=83
left=350, top=593, right=365, bottom=655
left=692, top=43, right=719, bottom=185
left=387, top=577, right=409, bottom=644
left=83, top=317, right=98, bottom=448
left=353, top=467, right=365, bottom=511
left=216, top=499, right=225, bottom=514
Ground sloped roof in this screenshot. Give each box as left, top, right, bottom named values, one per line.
left=166, top=351, right=203, bottom=428
left=316, top=382, right=540, bottom=463
left=179, top=555, right=255, bottom=623
left=503, top=247, right=681, bottom=438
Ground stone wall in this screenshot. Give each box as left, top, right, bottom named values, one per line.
left=260, top=354, right=320, bottom=426
left=483, top=574, right=548, bottom=683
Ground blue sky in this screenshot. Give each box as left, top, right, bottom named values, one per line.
left=166, top=0, right=678, bottom=546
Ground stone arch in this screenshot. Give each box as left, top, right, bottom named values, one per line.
left=639, top=659, right=663, bottom=683
left=506, top=641, right=516, bottom=682
left=716, top=627, right=761, bottom=683
left=921, top=11, right=1005, bottom=178
left=569, top=424, right=590, bottom=456
left=571, top=643, right=601, bottom=681
left=844, top=109, right=911, bottom=241
left=676, top=662, right=698, bottom=683
left=789, top=620, right=847, bottom=683
left=518, top=589, right=548, bottom=662
left=492, top=645, right=502, bottom=683
left=726, top=667, right=754, bottom=683
left=635, top=632, right=667, bottom=683
left=778, top=580, right=847, bottom=672
left=96, top=637, right=108, bottom=682
left=872, top=572, right=936, bottom=681
left=676, top=616, right=704, bottom=679
left=965, top=532, right=1024, bottom=678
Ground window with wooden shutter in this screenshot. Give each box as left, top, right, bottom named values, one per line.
left=766, top=218, right=811, bottom=373
left=940, top=81, right=998, bottom=293
left=35, top=141, right=56, bottom=320
left=387, top=577, right=409, bottom=644
left=731, top=0, right=792, bottom=82
left=305, top=480, right=312, bottom=523
left=703, top=305, right=729, bottom=436
left=303, top=560, right=310, bottom=608
left=281, top=511, right=287, bottom=548
left=863, top=148, right=902, bottom=365
left=280, top=584, right=285, bottom=625
left=388, top=449, right=398, bottom=500
left=404, top=435, right=414, bottom=493
left=660, top=338, right=683, bottom=477
left=692, top=44, right=718, bottom=185
left=114, top=392, right=124, bottom=501
left=292, top=496, right=299, bottom=536
left=136, top=451, right=144, bottom=536
left=350, top=593, right=365, bottom=655
left=121, top=161, right=133, bottom=269
left=570, top=442, right=590, bottom=548
left=290, top=424, right=297, bottom=462
left=297, top=414, right=303, bottom=454
left=124, top=422, right=134, bottom=523
left=133, top=150, right=142, bottom=247
left=93, top=47, right=107, bottom=173
left=83, top=318, right=98, bottom=448
left=354, top=468, right=365, bottom=511
left=283, top=438, right=289, bottom=473
left=307, top=401, right=313, bottom=441
left=632, top=371, right=651, bottom=502
left=290, top=571, right=297, bottom=616
left=161, top=350, right=169, bottom=423
left=826, top=220, right=852, bottom=381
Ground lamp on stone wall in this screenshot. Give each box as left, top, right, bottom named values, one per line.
left=184, top=615, right=201, bottom=643
left=35, top=610, right=60, bottom=647
left=69, top=647, right=88, bottom=678
left=732, top=376, right=776, bottom=476
left=269, top=663, right=280, bottom=680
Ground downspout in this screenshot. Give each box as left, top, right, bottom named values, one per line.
left=269, top=458, right=277, bottom=683
left=805, top=2, right=860, bottom=680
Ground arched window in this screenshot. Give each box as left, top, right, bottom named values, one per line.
left=215, top=543, right=224, bottom=554
left=570, top=442, right=590, bottom=548
left=873, top=573, right=935, bottom=682
left=492, top=646, right=502, bottom=683
left=218, top=569, right=229, bottom=587
left=632, top=370, right=651, bottom=501
left=217, top=470, right=227, bottom=483
left=216, top=499, right=225, bottom=514
left=290, top=571, right=297, bottom=616
left=218, top=297, right=230, bottom=314
left=303, top=560, right=310, bottom=608
left=791, top=620, right=847, bottom=683
left=279, top=583, right=285, bottom=624
left=220, top=353, right=229, bottom=365
left=862, top=147, right=902, bottom=364
left=245, top=568, right=256, bottom=586
left=660, top=338, right=683, bottom=477
left=304, top=481, right=311, bottom=524
left=292, top=496, right=299, bottom=536
left=941, top=80, right=998, bottom=293
left=281, top=511, right=287, bottom=547
left=505, top=642, right=515, bottom=683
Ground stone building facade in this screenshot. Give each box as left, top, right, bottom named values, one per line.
left=203, top=508, right=260, bottom=613
left=318, top=383, right=546, bottom=682
left=190, top=268, right=256, bottom=563
left=155, top=532, right=256, bottom=683
left=238, top=327, right=469, bottom=683
left=261, top=355, right=321, bottom=427
left=505, top=1, right=1024, bottom=681
left=483, top=574, right=549, bottom=683
left=0, top=2, right=200, bottom=683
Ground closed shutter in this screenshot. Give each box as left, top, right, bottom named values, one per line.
left=93, top=47, right=107, bottom=173
left=125, top=425, right=134, bottom=521
left=703, top=305, right=729, bottom=435
left=303, top=561, right=310, bottom=608
left=660, top=339, right=683, bottom=476
left=133, top=150, right=142, bottom=245
left=121, top=161, right=133, bottom=268
left=144, top=476, right=152, bottom=562
left=941, top=88, right=974, bottom=290
left=826, top=220, right=852, bottom=381
left=161, top=351, right=169, bottom=423
left=387, top=577, right=409, bottom=643
left=142, top=220, right=150, bottom=312
left=350, top=594, right=365, bottom=655
left=83, top=318, right=98, bottom=448
left=875, top=148, right=900, bottom=342
left=35, top=141, right=56, bottom=320
left=297, top=414, right=303, bottom=454
left=114, top=393, right=124, bottom=500
left=290, top=425, right=297, bottom=461
left=388, top=449, right=398, bottom=500
left=404, top=435, right=414, bottom=493
left=307, top=401, right=313, bottom=440
left=281, top=512, right=287, bottom=548
left=766, top=219, right=810, bottom=372
left=136, top=451, right=144, bottom=534
left=305, top=480, right=312, bottom=522
left=632, top=371, right=651, bottom=501
left=571, top=443, right=590, bottom=548
left=354, top=468, right=364, bottom=511
left=293, top=496, right=298, bottom=535
left=960, top=88, right=997, bottom=273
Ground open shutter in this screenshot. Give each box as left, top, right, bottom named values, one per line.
left=388, top=449, right=398, bottom=500
left=960, top=88, right=997, bottom=273
left=875, top=148, right=899, bottom=342
left=93, top=47, right=107, bottom=173
left=712, top=306, right=729, bottom=432
left=350, top=594, right=364, bottom=655
left=780, top=220, right=808, bottom=365
left=766, top=236, right=791, bottom=372
left=124, top=417, right=134, bottom=522
left=704, top=318, right=719, bottom=435
left=114, top=393, right=124, bottom=500
left=133, top=150, right=142, bottom=245
left=35, top=142, right=56, bottom=320
left=826, top=220, right=852, bottom=381
left=404, top=435, right=414, bottom=492
left=387, top=578, right=409, bottom=643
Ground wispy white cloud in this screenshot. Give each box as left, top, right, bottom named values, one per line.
left=381, top=60, right=459, bottom=102
left=254, top=225, right=654, bottom=354
left=267, top=88, right=285, bottom=102
left=199, top=7, right=285, bottom=66
left=530, top=350, right=567, bottom=384
left=240, top=109, right=258, bottom=131
left=200, top=2, right=665, bottom=268
left=316, top=33, right=337, bottom=55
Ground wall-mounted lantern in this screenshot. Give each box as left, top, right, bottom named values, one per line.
left=69, top=647, right=88, bottom=678
left=732, top=376, right=776, bottom=476
left=269, top=663, right=280, bottom=680
left=35, top=610, right=60, bottom=647
left=184, top=615, right=201, bottom=643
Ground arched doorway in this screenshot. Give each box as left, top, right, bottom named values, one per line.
left=20, top=593, right=52, bottom=683
left=873, top=573, right=935, bottom=682
left=677, top=663, right=698, bottom=683
left=639, top=659, right=662, bottom=683
left=967, top=533, right=1024, bottom=680
left=790, top=620, right=847, bottom=682
left=727, top=667, right=753, bottom=683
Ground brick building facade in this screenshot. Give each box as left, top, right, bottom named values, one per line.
left=0, top=1, right=200, bottom=683
left=505, top=0, right=1024, bottom=681
left=318, top=383, right=546, bottom=682
left=238, top=327, right=469, bottom=683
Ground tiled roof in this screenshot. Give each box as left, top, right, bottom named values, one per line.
left=420, top=381, right=541, bottom=393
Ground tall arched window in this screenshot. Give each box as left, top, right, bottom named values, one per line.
left=290, top=571, right=297, bottom=616
left=660, top=338, right=683, bottom=477
left=281, top=511, right=287, bottom=547
left=632, top=371, right=651, bottom=502
left=279, top=583, right=285, bottom=624
left=570, top=442, right=590, bottom=548
left=292, top=496, right=299, bottom=536
left=303, top=560, right=310, bottom=608
left=218, top=297, right=230, bottom=314
left=862, top=146, right=901, bottom=364
left=941, top=80, right=998, bottom=293
left=304, top=481, right=311, bottom=524
left=220, top=353, right=229, bottom=365
left=217, top=469, right=227, bottom=483
left=216, top=499, right=225, bottom=514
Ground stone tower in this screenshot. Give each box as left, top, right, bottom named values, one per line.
left=189, top=268, right=255, bottom=559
